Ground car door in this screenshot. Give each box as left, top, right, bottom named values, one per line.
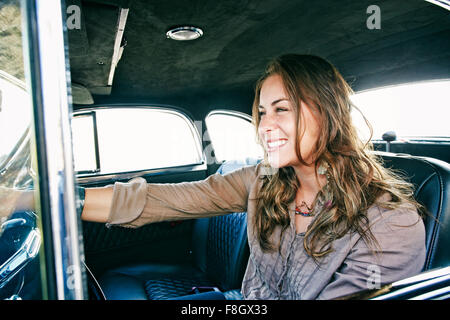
left=0, top=0, right=86, bottom=299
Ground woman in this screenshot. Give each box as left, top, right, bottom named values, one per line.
left=3, top=54, right=424, bottom=299
left=80, top=54, right=426, bottom=299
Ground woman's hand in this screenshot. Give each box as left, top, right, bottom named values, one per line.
left=1, top=184, right=114, bottom=224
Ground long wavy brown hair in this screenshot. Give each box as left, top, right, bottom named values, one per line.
left=252, top=54, right=421, bottom=259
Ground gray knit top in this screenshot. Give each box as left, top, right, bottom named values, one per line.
left=106, top=163, right=426, bottom=300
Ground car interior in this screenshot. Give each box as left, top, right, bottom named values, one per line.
left=1, top=0, right=449, bottom=300
left=63, top=0, right=450, bottom=300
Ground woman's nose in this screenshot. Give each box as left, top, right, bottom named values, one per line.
left=259, top=113, right=277, bottom=133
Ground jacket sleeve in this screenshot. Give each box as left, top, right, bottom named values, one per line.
left=316, top=204, right=426, bottom=300
left=106, top=164, right=260, bottom=228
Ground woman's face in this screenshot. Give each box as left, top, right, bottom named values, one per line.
left=257, top=74, right=321, bottom=169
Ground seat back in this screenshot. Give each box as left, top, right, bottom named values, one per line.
left=204, top=212, right=248, bottom=291
left=379, top=153, right=450, bottom=270
left=191, top=158, right=260, bottom=291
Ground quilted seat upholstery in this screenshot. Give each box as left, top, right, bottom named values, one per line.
left=98, top=158, right=260, bottom=300
left=144, top=276, right=216, bottom=300
left=98, top=263, right=211, bottom=300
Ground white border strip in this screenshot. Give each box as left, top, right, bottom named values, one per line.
left=108, top=8, right=129, bottom=86
left=35, top=0, right=85, bottom=300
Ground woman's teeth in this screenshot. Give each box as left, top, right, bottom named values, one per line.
left=268, top=140, right=287, bottom=148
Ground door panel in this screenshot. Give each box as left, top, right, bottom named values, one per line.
left=373, top=142, right=450, bottom=163
left=80, top=167, right=208, bottom=276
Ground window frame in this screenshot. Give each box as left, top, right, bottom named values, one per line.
left=73, top=104, right=206, bottom=182
left=72, top=111, right=101, bottom=175
left=206, top=109, right=254, bottom=123
left=205, top=109, right=263, bottom=162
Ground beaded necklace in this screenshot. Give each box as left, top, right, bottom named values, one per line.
left=294, top=162, right=331, bottom=217
left=295, top=201, right=314, bottom=217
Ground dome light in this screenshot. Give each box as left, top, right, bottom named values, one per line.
left=166, top=26, right=203, bottom=41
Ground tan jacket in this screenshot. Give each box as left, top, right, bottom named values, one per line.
left=107, top=163, right=426, bottom=300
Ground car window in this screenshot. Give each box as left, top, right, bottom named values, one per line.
left=351, top=80, right=450, bottom=142
left=72, top=107, right=203, bottom=174
left=205, top=110, right=264, bottom=163
left=0, top=71, right=29, bottom=165
left=0, top=0, right=46, bottom=300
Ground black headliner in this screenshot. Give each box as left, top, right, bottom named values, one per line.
left=68, top=0, right=450, bottom=114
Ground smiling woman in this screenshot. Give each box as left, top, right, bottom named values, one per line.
left=1, top=0, right=449, bottom=301
left=79, top=54, right=427, bottom=300
left=250, top=55, right=425, bottom=262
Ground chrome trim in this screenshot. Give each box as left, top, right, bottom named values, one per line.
left=34, top=0, right=85, bottom=299
left=0, top=229, right=41, bottom=289
left=409, top=286, right=450, bottom=300
left=393, top=266, right=450, bottom=287
left=372, top=273, right=450, bottom=300
left=108, top=8, right=129, bottom=86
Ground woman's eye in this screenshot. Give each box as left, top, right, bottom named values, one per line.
left=277, top=107, right=288, bottom=112
left=258, top=111, right=265, bottom=116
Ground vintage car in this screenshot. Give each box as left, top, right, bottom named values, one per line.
left=0, top=0, right=449, bottom=301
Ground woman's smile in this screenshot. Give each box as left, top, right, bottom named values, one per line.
left=266, top=139, right=288, bottom=152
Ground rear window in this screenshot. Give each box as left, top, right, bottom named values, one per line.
left=72, top=107, right=203, bottom=174
left=351, top=80, right=450, bottom=141
left=205, top=110, right=264, bottom=162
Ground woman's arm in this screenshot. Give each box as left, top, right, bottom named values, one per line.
left=1, top=184, right=112, bottom=223
left=81, top=186, right=114, bottom=223
left=2, top=163, right=260, bottom=226
left=316, top=206, right=426, bottom=300
left=104, top=164, right=259, bottom=228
